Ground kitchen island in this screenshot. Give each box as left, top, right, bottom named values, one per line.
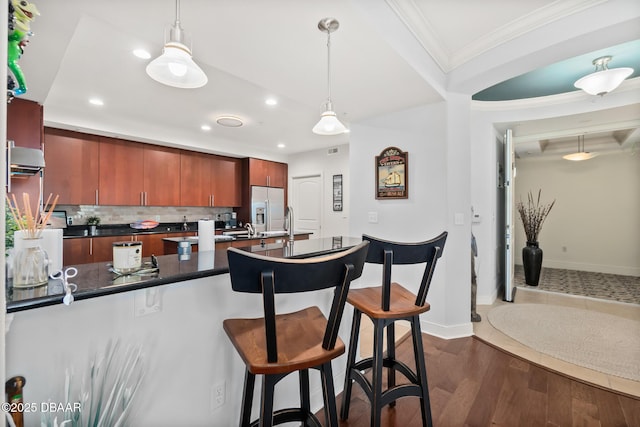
left=5, top=236, right=364, bottom=426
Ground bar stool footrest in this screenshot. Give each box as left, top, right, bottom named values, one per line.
left=248, top=408, right=323, bottom=427
left=352, top=357, right=419, bottom=384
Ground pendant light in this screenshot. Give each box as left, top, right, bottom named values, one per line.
left=312, top=18, right=347, bottom=135
left=146, top=0, right=208, bottom=89
left=563, top=135, right=597, bottom=161
left=574, top=56, right=633, bottom=96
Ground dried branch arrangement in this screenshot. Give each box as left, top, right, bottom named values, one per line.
left=516, top=189, right=555, bottom=243
left=5, top=192, right=59, bottom=239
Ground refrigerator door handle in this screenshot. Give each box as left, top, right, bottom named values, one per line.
left=264, top=199, right=269, bottom=231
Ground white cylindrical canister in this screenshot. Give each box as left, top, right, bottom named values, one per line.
left=113, top=241, right=142, bottom=273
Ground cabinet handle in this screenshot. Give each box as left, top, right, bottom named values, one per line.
left=267, top=176, right=270, bottom=187
left=211, top=194, right=214, bottom=207
left=95, top=189, right=99, bottom=205
left=89, top=238, right=93, bottom=256
left=145, top=192, right=148, bottom=206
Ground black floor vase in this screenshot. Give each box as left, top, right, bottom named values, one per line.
left=522, top=242, right=543, bottom=286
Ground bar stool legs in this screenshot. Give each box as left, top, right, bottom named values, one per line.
left=340, top=311, right=433, bottom=427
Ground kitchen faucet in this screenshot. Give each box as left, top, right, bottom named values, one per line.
left=245, top=223, right=255, bottom=236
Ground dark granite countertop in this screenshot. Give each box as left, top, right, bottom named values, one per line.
left=6, top=236, right=361, bottom=313
left=62, top=222, right=246, bottom=238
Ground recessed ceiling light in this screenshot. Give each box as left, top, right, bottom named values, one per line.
left=133, top=49, right=151, bottom=59
left=89, top=98, right=104, bottom=106
left=265, top=98, right=278, bottom=106
left=201, top=124, right=211, bottom=131
left=216, top=116, right=243, bottom=127
left=277, top=143, right=286, bottom=149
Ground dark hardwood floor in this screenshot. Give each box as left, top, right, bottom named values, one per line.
left=323, top=334, right=640, bottom=427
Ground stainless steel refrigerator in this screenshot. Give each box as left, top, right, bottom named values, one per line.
left=251, top=186, right=285, bottom=233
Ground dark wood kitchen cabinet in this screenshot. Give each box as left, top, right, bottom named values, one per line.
left=8, top=99, right=44, bottom=204
left=248, top=158, right=287, bottom=188
left=180, top=151, right=241, bottom=207
left=44, top=128, right=100, bottom=205
left=98, top=138, right=180, bottom=206
left=143, top=145, right=181, bottom=206
left=63, top=235, right=125, bottom=266
left=62, top=238, right=93, bottom=266
left=211, top=156, right=242, bottom=206
left=98, top=137, right=144, bottom=205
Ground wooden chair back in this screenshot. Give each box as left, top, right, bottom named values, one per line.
left=227, top=241, right=369, bottom=362
left=362, top=232, right=448, bottom=310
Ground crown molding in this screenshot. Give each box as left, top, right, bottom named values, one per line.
left=386, top=0, right=608, bottom=73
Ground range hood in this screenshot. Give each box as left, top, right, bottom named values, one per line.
left=8, top=144, right=45, bottom=176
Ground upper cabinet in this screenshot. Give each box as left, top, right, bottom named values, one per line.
left=180, top=151, right=242, bottom=207
left=211, top=156, right=242, bottom=206
left=99, top=138, right=180, bottom=206
left=7, top=99, right=43, bottom=203
left=42, top=128, right=247, bottom=208
left=142, top=145, right=181, bottom=206
left=248, top=158, right=287, bottom=188
left=98, top=137, right=144, bottom=205
left=44, top=128, right=100, bottom=205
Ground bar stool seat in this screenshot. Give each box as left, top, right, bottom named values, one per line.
left=347, top=282, right=431, bottom=319
left=340, top=232, right=448, bottom=427
left=224, top=306, right=345, bottom=375
left=224, top=241, right=369, bottom=427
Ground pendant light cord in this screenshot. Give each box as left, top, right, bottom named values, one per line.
left=326, top=30, right=332, bottom=106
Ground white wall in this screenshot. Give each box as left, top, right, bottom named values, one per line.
left=287, top=144, right=350, bottom=239
left=349, top=102, right=473, bottom=339
left=514, top=152, right=640, bottom=276
left=470, top=88, right=640, bottom=304
left=5, top=273, right=351, bottom=426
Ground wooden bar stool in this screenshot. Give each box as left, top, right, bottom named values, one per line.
left=340, top=232, right=448, bottom=427
left=224, top=241, right=369, bottom=427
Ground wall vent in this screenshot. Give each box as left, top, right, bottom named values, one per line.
left=327, top=147, right=339, bottom=155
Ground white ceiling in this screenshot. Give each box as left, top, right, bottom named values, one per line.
left=14, top=0, right=640, bottom=160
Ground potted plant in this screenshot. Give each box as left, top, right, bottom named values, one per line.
left=86, top=216, right=101, bottom=236
left=516, top=190, right=555, bottom=286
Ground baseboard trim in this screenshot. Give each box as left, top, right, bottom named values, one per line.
left=422, top=319, right=474, bottom=339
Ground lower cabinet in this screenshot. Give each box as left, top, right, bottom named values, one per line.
left=63, top=233, right=197, bottom=266
left=63, top=236, right=126, bottom=266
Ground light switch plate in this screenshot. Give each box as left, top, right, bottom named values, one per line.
left=368, top=212, right=378, bottom=224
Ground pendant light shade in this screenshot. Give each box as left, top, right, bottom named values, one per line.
left=574, top=56, right=633, bottom=96
left=563, top=135, right=597, bottom=161
left=146, top=0, right=207, bottom=89
left=313, top=18, right=347, bottom=135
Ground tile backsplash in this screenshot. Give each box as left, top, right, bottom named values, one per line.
left=60, top=205, right=234, bottom=226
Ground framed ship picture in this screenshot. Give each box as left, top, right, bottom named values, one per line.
left=375, top=146, right=408, bottom=199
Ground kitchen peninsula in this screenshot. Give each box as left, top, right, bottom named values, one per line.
left=5, top=237, right=362, bottom=426
left=8, top=236, right=347, bottom=313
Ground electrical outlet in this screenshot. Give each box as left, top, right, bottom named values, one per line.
left=134, top=288, right=161, bottom=317
left=211, top=381, right=226, bottom=411
left=368, top=211, right=378, bottom=224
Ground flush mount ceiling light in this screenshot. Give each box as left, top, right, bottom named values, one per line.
left=312, top=17, right=347, bottom=136
left=574, top=56, right=633, bottom=96
left=216, top=116, right=243, bottom=127
left=563, top=135, right=597, bottom=161
left=146, top=0, right=207, bottom=89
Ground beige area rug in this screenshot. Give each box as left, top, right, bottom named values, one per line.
left=488, top=303, right=640, bottom=381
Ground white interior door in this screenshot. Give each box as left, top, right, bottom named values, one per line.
left=504, top=129, right=515, bottom=301
left=291, top=175, right=322, bottom=238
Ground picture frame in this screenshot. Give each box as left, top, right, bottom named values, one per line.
left=332, top=174, right=343, bottom=211
left=375, top=147, right=408, bottom=199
